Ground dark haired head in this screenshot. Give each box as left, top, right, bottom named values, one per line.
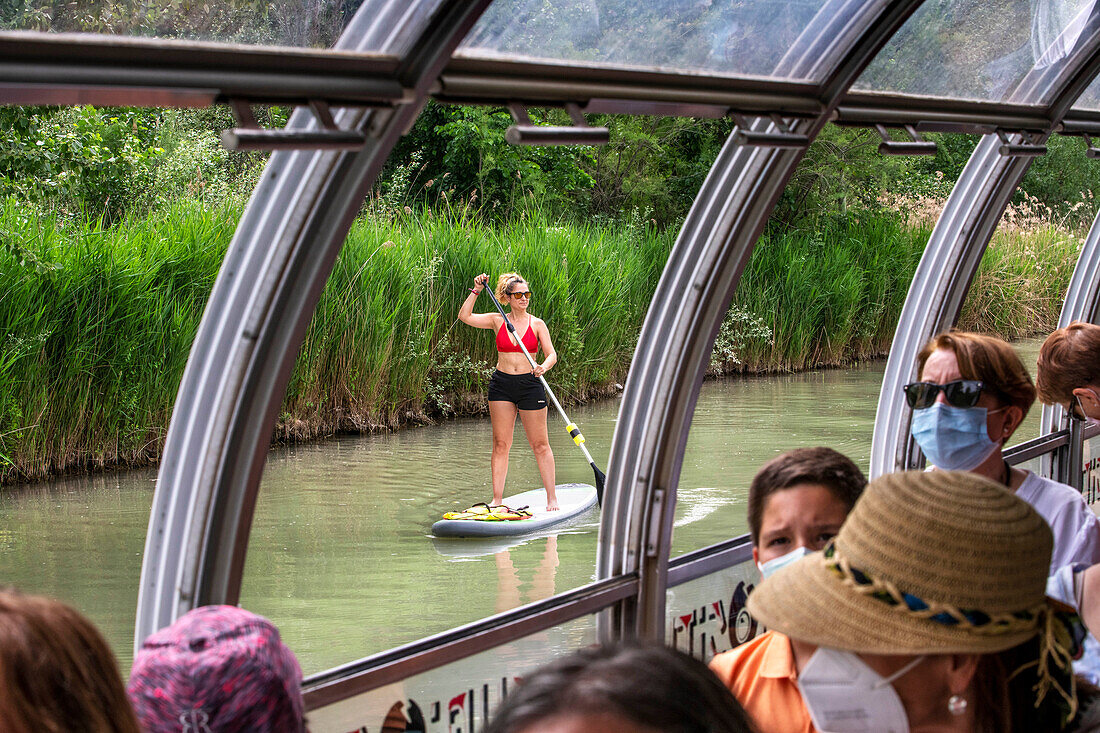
left=483, top=642, right=753, bottom=733
left=747, top=446, right=866, bottom=544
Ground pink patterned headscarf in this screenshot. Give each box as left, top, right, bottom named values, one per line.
left=128, top=605, right=305, bottom=732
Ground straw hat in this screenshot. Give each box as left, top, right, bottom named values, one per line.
left=747, top=470, right=1053, bottom=654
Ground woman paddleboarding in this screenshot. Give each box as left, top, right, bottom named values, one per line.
left=459, top=272, right=559, bottom=511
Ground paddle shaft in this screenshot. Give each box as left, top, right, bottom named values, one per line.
left=480, top=284, right=606, bottom=501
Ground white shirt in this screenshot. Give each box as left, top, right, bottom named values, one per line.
left=1017, top=471, right=1100, bottom=571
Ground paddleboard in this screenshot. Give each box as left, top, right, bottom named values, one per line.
left=432, top=483, right=598, bottom=538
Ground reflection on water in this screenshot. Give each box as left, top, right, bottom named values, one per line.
left=0, top=468, right=155, bottom=669
left=494, top=536, right=559, bottom=614
left=0, top=341, right=1043, bottom=676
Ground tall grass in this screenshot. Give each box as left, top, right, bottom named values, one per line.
left=885, top=190, right=1088, bottom=337
left=0, top=199, right=1078, bottom=483
left=0, top=198, right=230, bottom=481
left=726, top=214, right=930, bottom=372
left=278, top=206, right=668, bottom=440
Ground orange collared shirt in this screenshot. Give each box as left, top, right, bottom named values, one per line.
left=709, top=630, right=817, bottom=733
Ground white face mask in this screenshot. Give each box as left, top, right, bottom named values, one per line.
left=797, top=648, right=924, bottom=733
left=757, top=545, right=809, bottom=579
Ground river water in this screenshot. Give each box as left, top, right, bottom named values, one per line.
left=0, top=342, right=1044, bottom=676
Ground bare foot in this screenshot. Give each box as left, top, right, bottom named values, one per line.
left=546, top=502, right=560, bottom=511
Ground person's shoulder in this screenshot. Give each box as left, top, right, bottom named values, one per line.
left=709, top=630, right=778, bottom=679
left=1021, top=471, right=1087, bottom=501
left=1020, top=472, right=1095, bottom=516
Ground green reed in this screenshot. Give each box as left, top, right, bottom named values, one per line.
left=957, top=226, right=1083, bottom=338
left=0, top=199, right=1075, bottom=483
left=728, top=214, right=930, bottom=372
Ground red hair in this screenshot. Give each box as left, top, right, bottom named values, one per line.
left=917, top=331, right=1036, bottom=419
left=1037, top=321, right=1100, bottom=406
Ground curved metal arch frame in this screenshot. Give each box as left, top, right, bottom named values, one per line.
left=134, top=0, right=495, bottom=650
left=1039, top=24, right=1100, bottom=438
left=868, top=133, right=1038, bottom=476
left=1037, top=204, right=1100, bottom=467
left=597, top=0, right=924, bottom=640
left=871, top=13, right=1100, bottom=478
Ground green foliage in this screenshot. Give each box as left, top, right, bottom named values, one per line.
left=910, top=133, right=979, bottom=184
left=282, top=200, right=670, bottom=439
left=383, top=103, right=732, bottom=228
left=5, top=101, right=1098, bottom=239
left=583, top=114, right=732, bottom=226
left=0, top=106, right=164, bottom=223
left=383, top=103, right=596, bottom=221
left=0, top=197, right=231, bottom=481
left=731, top=213, right=929, bottom=370
left=0, top=106, right=267, bottom=224
left=959, top=225, right=1083, bottom=337
left=0, top=196, right=1073, bottom=483
left=778, top=127, right=891, bottom=221
left=0, top=199, right=672, bottom=482
left=1, top=0, right=359, bottom=46
left=1018, top=136, right=1100, bottom=231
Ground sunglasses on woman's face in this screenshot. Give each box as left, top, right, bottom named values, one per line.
left=509, top=290, right=532, bottom=299
left=902, top=379, right=985, bottom=409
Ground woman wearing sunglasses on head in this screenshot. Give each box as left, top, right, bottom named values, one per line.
left=1037, top=321, right=1100, bottom=426
left=905, top=330, right=1100, bottom=571
left=459, top=272, right=559, bottom=511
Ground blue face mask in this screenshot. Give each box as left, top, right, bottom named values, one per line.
left=757, top=545, right=809, bottom=579
left=910, top=402, right=1001, bottom=471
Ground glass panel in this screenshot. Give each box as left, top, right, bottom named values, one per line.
left=1072, top=72, right=1100, bottom=111
left=240, top=423, right=605, bottom=675
left=0, top=0, right=443, bottom=53
left=667, top=554, right=761, bottom=663
left=1084, top=430, right=1100, bottom=505
left=1010, top=451, right=1046, bottom=475
left=305, top=613, right=597, bottom=731
left=671, top=364, right=883, bottom=557
left=853, top=0, right=1098, bottom=104
left=238, top=110, right=711, bottom=672
left=0, top=468, right=156, bottom=673
left=456, top=0, right=842, bottom=82
left=1012, top=339, right=1044, bottom=444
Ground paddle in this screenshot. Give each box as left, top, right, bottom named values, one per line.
left=480, top=283, right=607, bottom=505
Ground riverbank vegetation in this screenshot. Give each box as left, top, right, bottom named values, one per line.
left=0, top=103, right=1096, bottom=482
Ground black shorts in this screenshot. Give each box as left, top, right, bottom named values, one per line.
left=488, top=370, right=547, bottom=410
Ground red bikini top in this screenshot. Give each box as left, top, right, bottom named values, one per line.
left=496, top=320, right=538, bottom=354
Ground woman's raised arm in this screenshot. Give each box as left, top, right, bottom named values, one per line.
left=458, top=273, right=499, bottom=330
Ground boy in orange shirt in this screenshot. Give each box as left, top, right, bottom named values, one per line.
left=709, top=447, right=865, bottom=733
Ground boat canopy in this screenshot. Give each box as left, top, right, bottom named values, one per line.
left=4, top=0, right=1100, bottom=724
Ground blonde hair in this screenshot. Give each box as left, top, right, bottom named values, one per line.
left=495, top=272, right=526, bottom=303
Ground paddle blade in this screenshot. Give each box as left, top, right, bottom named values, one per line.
left=592, top=463, right=606, bottom=506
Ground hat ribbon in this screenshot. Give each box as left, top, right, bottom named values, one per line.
left=1010, top=602, right=1085, bottom=725
left=823, top=543, right=1045, bottom=634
